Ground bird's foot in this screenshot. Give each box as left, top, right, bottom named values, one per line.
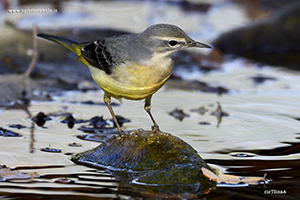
left=118, top=128, right=144, bottom=138
left=151, top=124, right=169, bottom=144
left=118, top=130, right=130, bottom=137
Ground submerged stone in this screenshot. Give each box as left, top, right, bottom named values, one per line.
left=72, top=130, right=214, bottom=195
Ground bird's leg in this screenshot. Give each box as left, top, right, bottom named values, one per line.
left=144, top=96, right=158, bottom=129
left=103, top=95, right=127, bottom=137
left=144, top=96, right=165, bottom=142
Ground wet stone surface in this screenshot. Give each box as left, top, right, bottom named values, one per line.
left=72, top=130, right=214, bottom=195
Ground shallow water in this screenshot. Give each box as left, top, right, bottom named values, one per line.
left=0, top=59, right=300, bottom=199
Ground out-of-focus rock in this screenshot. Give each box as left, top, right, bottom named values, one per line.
left=213, top=1, right=300, bottom=70
left=237, top=0, right=298, bottom=20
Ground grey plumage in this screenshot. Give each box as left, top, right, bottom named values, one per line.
left=81, top=24, right=202, bottom=75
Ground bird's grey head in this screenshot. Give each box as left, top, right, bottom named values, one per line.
left=136, top=24, right=211, bottom=55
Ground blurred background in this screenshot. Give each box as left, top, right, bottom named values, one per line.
left=0, top=0, right=300, bottom=199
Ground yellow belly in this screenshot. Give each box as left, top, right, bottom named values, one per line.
left=88, top=61, right=173, bottom=101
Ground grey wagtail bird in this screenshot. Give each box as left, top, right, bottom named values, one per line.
left=37, top=24, right=211, bottom=138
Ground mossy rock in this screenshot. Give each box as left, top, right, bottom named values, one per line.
left=72, top=130, right=214, bottom=195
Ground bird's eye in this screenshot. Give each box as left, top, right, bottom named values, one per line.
left=168, top=40, right=178, bottom=46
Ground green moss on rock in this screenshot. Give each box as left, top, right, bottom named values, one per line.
left=72, top=130, right=213, bottom=195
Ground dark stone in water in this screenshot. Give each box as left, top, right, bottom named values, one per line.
left=8, top=124, right=26, bottom=129
left=40, top=147, right=62, bottom=153
left=72, top=130, right=214, bottom=195
left=250, top=74, right=277, bottom=85
left=61, top=114, right=75, bottom=129
left=88, top=116, right=107, bottom=127
left=0, top=127, right=22, bottom=137
left=168, top=108, right=190, bottom=121
left=110, top=115, right=131, bottom=127
left=199, top=121, right=211, bottom=125
left=68, top=142, right=82, bottom=147
left=32, top=112, right=51, bottom=127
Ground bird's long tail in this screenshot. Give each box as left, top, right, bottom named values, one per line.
left=37, top=33, right=88, bottom=66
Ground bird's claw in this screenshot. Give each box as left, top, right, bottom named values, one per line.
left=118, top=130, right=130, bottom=137
left=151, top=124, right=168, bottom=144
left=118, top=128, right=144, bottom=138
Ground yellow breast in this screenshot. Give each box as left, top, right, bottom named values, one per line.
left=88, top=59, right=173, bottom=101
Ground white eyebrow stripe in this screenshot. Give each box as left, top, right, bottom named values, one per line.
left=154, top=36, right=186, bottom=43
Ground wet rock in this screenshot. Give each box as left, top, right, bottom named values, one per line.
left=78, top=116, right=112, bottom=134
left=8, top=124, right=27, bottom=129
left=32, top=112, right=51, bottom=127
left=77, top=115, right=130, bottom=135
left=61, top=115, right=87, bottom=126
left=110, top=115, right=131, bottom=127
left=0, top=165, right=39, bottom=180
left=72, top=130, right=213, bottom=195
left=0, top=127, right=22, bottom=137
left=61, top=114, right=75, bottom=129
left=168, top=108, right=190, bottom=121
left=213, top=1, right=300, bottom=70
left=88, top=116, right=107, bottom=127
left=199, top=122, right=211, bottom=125
left=54, top=178, right=75, bottom=184
left=68, top=142, right=82, bottom=147
left=40, top=147, right=62, bottom=153
left=249, top=74, right=277, bottom=85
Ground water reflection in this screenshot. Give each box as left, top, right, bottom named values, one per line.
left=29, top=122, right=35, bottom=154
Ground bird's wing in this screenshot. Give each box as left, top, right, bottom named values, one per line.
left=81, top=39, right=113, bottom=75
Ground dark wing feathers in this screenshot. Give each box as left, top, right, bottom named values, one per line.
left=81, top=39, right=113, bottom=74
left=81, top=42, right=102, bottom=70
left=96, top=40, right=113, bottom=74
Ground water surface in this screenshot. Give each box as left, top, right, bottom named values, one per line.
left=0, top=60, right=299, bottom=199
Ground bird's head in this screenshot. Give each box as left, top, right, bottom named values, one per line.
left=136, top=24, right=211, bottom=56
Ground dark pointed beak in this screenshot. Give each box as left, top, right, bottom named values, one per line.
left=189, top=41, right=212, bottom=48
